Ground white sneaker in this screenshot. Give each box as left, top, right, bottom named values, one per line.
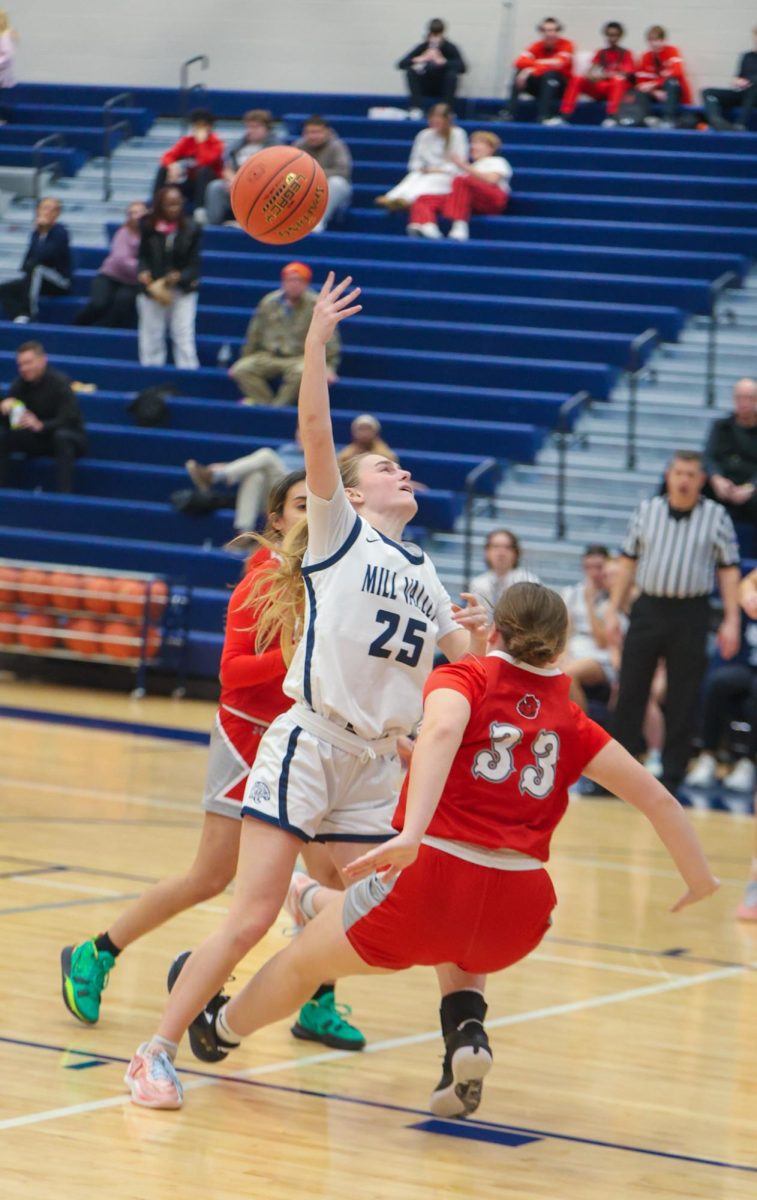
left=125, top=1043, right=183, bottom=1109
left=406, top=222, right=423, bottom=236
left=448, top=220, right=469, bottom=241
left=722, top=757, right=756, bottom=792
left=418, top=222, right=443, bottom=239
left=12, top=314, right=30, bottom=324
left=684, top=753, right=717, bottom=788
left=601, top=117, right=618, bottom=128
left=409, top=108, right=424, bottom=120
left=645, top=749, right=663, bottom=778
left=543, top=116, right=566, bottom=126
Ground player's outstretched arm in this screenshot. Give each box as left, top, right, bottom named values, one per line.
left=584, top=741, right=720, bottom=912
left=300, top=271, right=361, bottom=500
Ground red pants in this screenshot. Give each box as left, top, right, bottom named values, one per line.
left=410, top=175, right=508, bottom=225
left=560, top=75, right=630, bottom=116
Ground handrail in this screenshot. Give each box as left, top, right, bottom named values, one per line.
left=705, top=270, right=740, bottom=408
left=103, top=91, right=134, bottom=124
left=625, top=327, right=658, bottom=471
left=554, top=390, right=590, bottom=540
left=180, top=55, right=209, bottom=127
left=462, top=458, right=501, bottom=592
left=32, top=133, right=66, bottom=202
left=102, top=119, right=131, bottom=202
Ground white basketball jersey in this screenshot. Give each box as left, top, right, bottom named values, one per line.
left=283, top=487, right=458, bottom=740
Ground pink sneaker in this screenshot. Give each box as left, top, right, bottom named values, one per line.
left=124, top=1043, right=184, bottom=1109
left=284, top=871, right=318, bottom=932
left=736, top=880, right=757, bottom=922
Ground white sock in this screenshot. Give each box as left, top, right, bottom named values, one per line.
left=148, top=1034, right=178, bottom=1061
left=215, top=1003, right=242, bottom=1047
left=299, top=882, right=321, bottom=921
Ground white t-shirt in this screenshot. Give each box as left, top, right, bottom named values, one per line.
left=470, top=565, right=539, bottom=613
left=283, top=486, right=458, bottom=740
left=473, top=155, right=513, bottom=192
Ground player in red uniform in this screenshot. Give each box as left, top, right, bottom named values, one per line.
left=164, top=582, right=718, bottom=1117
left=60, top=470, right=367, bottom=1051
left=558, top=22, right=635, bottom=124
left=635, top=25, right=692, bottom=125
left=511, top=17, right=574, bottom=123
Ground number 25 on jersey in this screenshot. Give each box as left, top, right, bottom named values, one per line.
left=473, top=721, right=560, bottom=799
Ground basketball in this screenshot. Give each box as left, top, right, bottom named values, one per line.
left=115, top=579, right=147, bottom=620
left=18, top=612, right=58, bottom=650
left=64, top=618, right=102, bottom=656
left=0, top=609, right=17, bottom=645
left=102, top=620, right=138, bottom=659
left=19, top=568, right=50, bottom=608
left=0, top=565, right=19, bottom=603
left=50, top=571, right=84, bottom=612
left=230, top=145, right=328, bottom=244
left=84, top=576, right=116, bottom=615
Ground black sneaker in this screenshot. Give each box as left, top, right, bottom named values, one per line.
left=166, top=949, right=232, bottom=1064
left=429, top=1021, right=493, bottom=1119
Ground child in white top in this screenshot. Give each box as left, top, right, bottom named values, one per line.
left=375, top=104, right=468, bottom=208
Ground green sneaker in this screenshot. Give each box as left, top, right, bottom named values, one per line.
left=60, top=940, right=116, bottom=1024
left=291, top=991, right=366, bottom=1051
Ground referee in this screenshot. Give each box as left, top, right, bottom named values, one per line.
left=605, top=450, right=741, bottom=793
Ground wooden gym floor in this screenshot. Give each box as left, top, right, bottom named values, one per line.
left=0, top=678, right=755, bottom=1199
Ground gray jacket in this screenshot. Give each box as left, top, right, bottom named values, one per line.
left=294, top=129, right=352, bottom=180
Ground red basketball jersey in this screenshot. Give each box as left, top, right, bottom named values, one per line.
left=393, top=651, right=611, bottom=860
left=219, top=547, right=288, bottom=725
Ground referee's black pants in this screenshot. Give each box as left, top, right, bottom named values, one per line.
left=612, top=594, right=711, bottom=789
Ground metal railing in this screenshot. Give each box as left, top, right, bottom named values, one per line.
left=625, top=327, right=659, bottom=471
left=32, top=134, right=66, bottom=202
left=705, top=270, right=740, bottom=407
left=180, top=55, right=210, bottom=128
left=554, top=390, right=590, bottom=540
left=462, top=458, right=501, bottom=592
left=101, top=93, right=134, bottom=201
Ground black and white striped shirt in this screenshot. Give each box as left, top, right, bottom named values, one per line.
left=622, top=496, right=740, bottom=598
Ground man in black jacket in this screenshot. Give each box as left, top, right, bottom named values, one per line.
left=0, top=198, right=72, bottom=322
left=397, top=18, right=466, bottom=115
left=702, top=28, right=757, bottom=130
left=705, top=378, right=757, bottom=524
left=0, top=341, right=87, bottom=493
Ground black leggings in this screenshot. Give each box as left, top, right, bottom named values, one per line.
left=74, top=274, right=139, bottom=328
left=700, top=662, right=757, bottom=757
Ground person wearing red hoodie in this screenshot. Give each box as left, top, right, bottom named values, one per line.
left=558, top=21, right=635, bottom=125
left=153, top=108, right=225, bottom=219
left=635, top=25, right=692, bottom=126
left=510, top=16, right=574, bottom=123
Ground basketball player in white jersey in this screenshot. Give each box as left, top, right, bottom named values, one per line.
left=126, top=272, right=489, bottom=1108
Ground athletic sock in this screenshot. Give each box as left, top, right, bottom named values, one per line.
left=299, top=883, right=321, bottom=921
left=94, top=931, right=122, bottom=958
left=215, top=1003, right=242, bottom=1048
left=148, top=1034, right=178, bottom=1061
left=311, top=983, right=334, bottom=1002
left=439, top=989, right=488, bottom=1038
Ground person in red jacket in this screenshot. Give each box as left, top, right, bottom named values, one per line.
left=510, top=16, right=574, bottom=123
left=60, top=469, right=367, bottom=1052
left=635, top=25, right=692, bottom=126
left=153, top=108, right=225, bottom=218
left=558, top=21, right=635, bottom=125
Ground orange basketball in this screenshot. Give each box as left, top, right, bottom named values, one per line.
left=50, top=571, right=84, bottom=612
left=84, top=576, right=116, bottom=615
left=0, top=565, right=19, bottom=604
left=19, top=568, right=50, bottom=608
left=18, top=612, right=57, bottom=650
left=102, top=620, right=138, bottom=659
left=0, top=608, right=18, bottom=645
left=64, top=618, right=102, bottom=656
left=115, top=578, right=147, bottom=620
left=230, top=145, right=328, bottom=244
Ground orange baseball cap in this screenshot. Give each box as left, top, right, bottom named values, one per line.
left=281, top=261, right=313, bottom=282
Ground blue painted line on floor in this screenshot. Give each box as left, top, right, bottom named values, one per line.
left=65, top=1060, right=108, bottom=1070
left=0, top=865, right=68, bottom=880
left=0, top=892, right=140, bottom=916
left=410, top=1118, right=540, bottom=1147
left=0, top=1035, right=755, bottom=1174
left=546, top=935, right=757, bottom=974
left=0, top=704, right=210, bottom=745
left=661, top=947, right=689, bottom=957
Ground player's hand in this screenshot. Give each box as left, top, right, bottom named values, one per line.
left=670, top=875, right=720, bottom=913
left=453, top=593, right=490, bottom=652
left=307, top=272, right=362, bottom=347
left=343, top=833, right=421, bottom=883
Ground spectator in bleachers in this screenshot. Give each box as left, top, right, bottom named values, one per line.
left=407, top=130, right=511, bottom=240
left=204, top=110, right=278, bottom=226
left=559, top=544, right=618, bottom=709
left=375, top=104, right=468, bottom=211
left=685, top=614, right=757, bottom=792
left=0, top=198, right=71, bottom=323
left=136, top=187, right=201, bottom=370
left=337, top=414, right=397, bottom=465
left=470, top=528, right=539, bottom=613
left=0, top=10, right=17, bottom=98
left=556, top=21, right=635, bottom=126
left=230, top=262, right=340, bottom=406
left=634, top=26, right=692, bottom=127
left=74, top=201, right=147, bottom=328
left=702, top=27, right=757, bottom=131
left=0, top=340, right=86, bottom=493
left=704, top=378, right=757, bottom=528
left=396, top=18, right=467, bottom=117
left=294, top=116, right=352, bottom=232
left=509, top=17, right=574, bottom=125
left=184, top=428, right=305, bottom=533
left=154, top=109, right=224, bottom=221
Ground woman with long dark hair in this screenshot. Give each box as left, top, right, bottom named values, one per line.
left=136, top=186, right=201, bottom=369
